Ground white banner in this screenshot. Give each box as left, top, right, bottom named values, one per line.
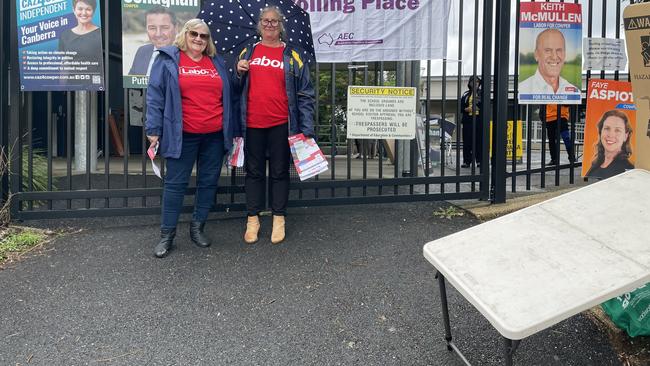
left=300, top=0, right=450, bottom=62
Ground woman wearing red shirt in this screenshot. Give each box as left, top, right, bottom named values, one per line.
left=146, top=19, right=233, bottom=258
left=234, top=6, right=315, bottom=245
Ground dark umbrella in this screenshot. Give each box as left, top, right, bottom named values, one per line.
left=198, top=0, right=315, bottom=66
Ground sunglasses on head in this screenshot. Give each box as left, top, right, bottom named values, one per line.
left=188, top=30, right=210, bottom=40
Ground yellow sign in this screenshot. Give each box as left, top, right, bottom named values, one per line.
left=489, top=120, right=524, bottom=161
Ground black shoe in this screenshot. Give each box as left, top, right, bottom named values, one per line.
left=154, top=228, right=176, bottom=258
left=548, top=160, right=557, bottom=166
left=190, top=221, right=211, bottom=248
left=461, top=163, right=470, bottom=168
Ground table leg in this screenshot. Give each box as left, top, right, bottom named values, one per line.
left=437, top=272, right=453, bottom=350
left=503, top=337, right=520, bottom=366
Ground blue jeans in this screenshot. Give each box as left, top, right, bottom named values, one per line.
left=161, top=131, right=225, bottom=230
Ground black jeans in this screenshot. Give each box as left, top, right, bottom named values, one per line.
left=462, top=114, right=482, bottom=165
left=545, top=118, right=574, bottom=162
left=245, top=123, right=290, bottom=216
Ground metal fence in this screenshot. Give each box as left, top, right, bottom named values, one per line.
left=0, top=0, right=633, bottom=220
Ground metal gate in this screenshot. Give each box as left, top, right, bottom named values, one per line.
left=1, top=0, right=629, bottom=220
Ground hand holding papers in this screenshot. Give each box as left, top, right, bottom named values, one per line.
left=227, top=137, right=245, bottom=168
left=147, top=141, right=162, bottom=179
left=288, top=134, right=328, bottom=181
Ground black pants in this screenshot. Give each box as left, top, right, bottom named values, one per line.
left=462, top=115, right=482, bottom=165
left=245, top=123, right=290, bottom=216
left=545, top=118, right=574, bottom=162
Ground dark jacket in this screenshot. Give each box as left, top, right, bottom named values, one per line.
left=460, top=88, right=482, bottom=125
left=129, top=44, right=155, bottom=75
left=586, top=154, right=634, bottom=179
left=145, top=46, right=233, bottom=159
left=232, top=42, right=315, bottom=138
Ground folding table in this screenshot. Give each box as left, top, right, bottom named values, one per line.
left=423, top=169, right=650, bottom=365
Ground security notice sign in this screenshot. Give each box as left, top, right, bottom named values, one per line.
left=346, top=86, right=416, bottom=139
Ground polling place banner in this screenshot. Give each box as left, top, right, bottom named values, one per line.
left=16, top=0, right=104, bottom=91
left=301, top=0, right=450, bottom=62
left=122, top=1, right=200, bottom=89
left=517, top=1, right=582, bottom=104
left=624, top=2, right=650, bottom=171
left=582, top=79, right=636, bottom=179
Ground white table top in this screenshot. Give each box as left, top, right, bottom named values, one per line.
left=423, top=169, right=650, bottom=340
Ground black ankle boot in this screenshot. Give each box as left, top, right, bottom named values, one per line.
left=154, top=228, right=176, bottom=258
left=190, top=221, right=211, bottom=248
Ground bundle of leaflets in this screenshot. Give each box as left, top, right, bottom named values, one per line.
left=147, top=141, right=162, bottom=179
left=227, top=137, right=245, bottom=168
left=288, top=133, right=328, bottom=181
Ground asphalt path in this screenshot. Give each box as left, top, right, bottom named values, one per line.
left=1, top=202, right=619, bottom=365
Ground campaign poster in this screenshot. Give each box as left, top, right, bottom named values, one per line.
left=518, top=2, right=582, bottom=104
left=582, top=79, right=636, bottom=180
left=17, top=0, right=105, bottom=91
left=623, top=2, right=650, bottom=171
left=121, top=1, right=200, bottom=89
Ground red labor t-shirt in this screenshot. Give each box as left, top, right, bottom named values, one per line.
left=178, top=52, right=223, bottom=133
left=246, top=44, right=289, bottom=129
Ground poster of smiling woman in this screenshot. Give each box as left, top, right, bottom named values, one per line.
left=518, top=2, right=582, bottom=104
left=582, top=79, right=636, bottom=180
left=16, top=0, right=104, bottom=91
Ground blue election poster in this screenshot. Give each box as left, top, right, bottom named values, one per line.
left=17, top=0, right=105, bottom=91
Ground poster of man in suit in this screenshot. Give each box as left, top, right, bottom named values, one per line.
left=121, top=1, right=199, bottom=89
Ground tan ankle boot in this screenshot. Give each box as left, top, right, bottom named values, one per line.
left=271, top=215, right=285, bottom=244
left=244, top=216, right=260, bottom=244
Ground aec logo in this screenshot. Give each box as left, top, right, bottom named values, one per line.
left=318, top=32, right=354, bottom=47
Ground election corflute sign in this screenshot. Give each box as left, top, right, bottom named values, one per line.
left=16, top=0, right=105, bottom=91
left=517, top=1, right=582, bottom=104
left=582, top=79, right=636, bottom=179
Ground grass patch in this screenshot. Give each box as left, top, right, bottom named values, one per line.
left=433, top=206, right=465, bottom=220
left=0, top=228, right=47, bottom=263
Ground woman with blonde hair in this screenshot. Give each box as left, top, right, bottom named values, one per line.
left=146, top=19, right=233, bottom=258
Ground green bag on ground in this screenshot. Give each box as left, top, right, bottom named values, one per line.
left=601, top=283, right=650, bottom=337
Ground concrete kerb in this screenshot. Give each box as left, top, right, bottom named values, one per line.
left=451, top=187, right=580, bottom=221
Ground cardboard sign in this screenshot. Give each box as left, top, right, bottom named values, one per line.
left=624, top=3, right=650, bottom=170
